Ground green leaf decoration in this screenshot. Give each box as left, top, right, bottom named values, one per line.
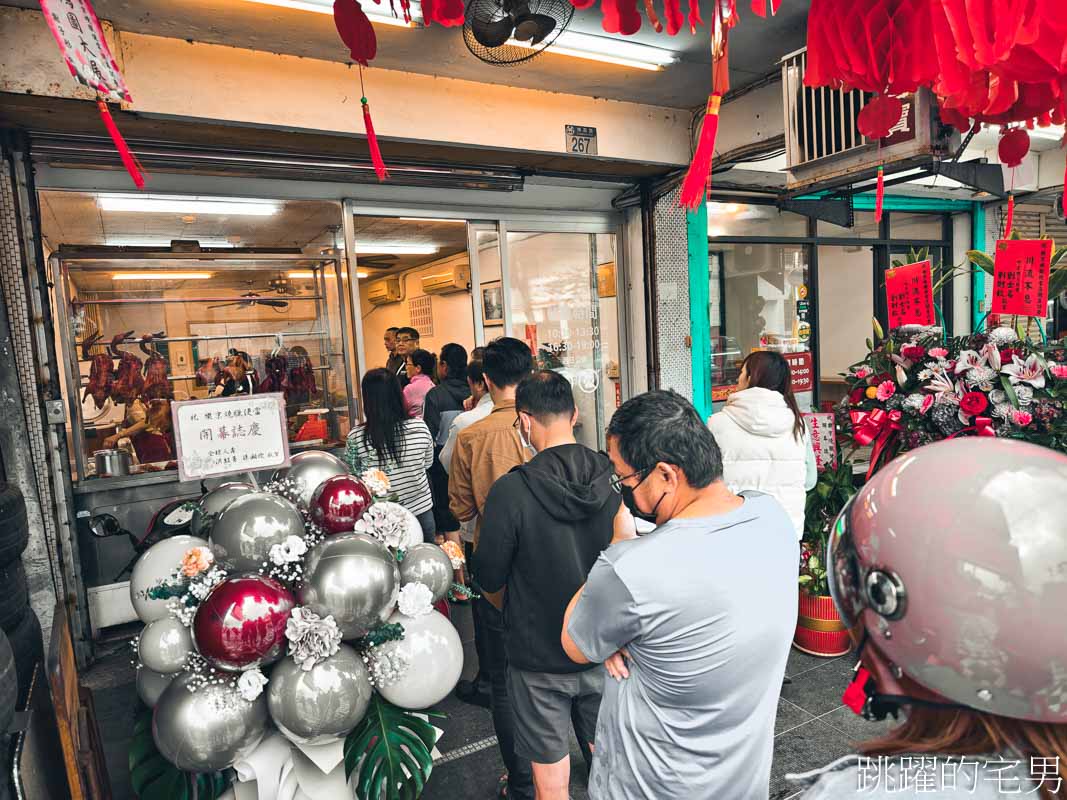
left=1052, top=246, right=1067, bottom=267
left=966, top=250, right=995, bottom=275
left=129, top=707, right=231, bottom=800
left=344, top=694, right=443, bottom=800
left=1001, top=375, right=1020, bottom=409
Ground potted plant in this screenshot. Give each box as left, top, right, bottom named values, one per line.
left=794, top=459, right=857, bottom=657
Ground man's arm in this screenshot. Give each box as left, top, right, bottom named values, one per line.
left=470, top=478, right=519, bottom=609
left=562, top=556, right=642, bottom=665
left=440, top=420, right=459, bottom=475
left=423, top=391, right=442, bottom=442
left=448, top=433, right=477, bottom=523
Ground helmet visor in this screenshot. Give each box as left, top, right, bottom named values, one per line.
left=826, top=494, right=865, bottom=631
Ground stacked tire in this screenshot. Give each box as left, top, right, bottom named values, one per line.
left=0, top=484, right=43, bottom=708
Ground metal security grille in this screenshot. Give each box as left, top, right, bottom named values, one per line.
left=781, top=48, right=871, bottom=167
left=652, top=186, right=693, bottom=400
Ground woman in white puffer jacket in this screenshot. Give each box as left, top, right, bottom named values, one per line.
left=708, top=350, right=817, bottom=538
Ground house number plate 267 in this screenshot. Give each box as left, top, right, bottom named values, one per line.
left=565, top=125, right=598, bottom=155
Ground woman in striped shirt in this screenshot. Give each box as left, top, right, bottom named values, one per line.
left=348, top=368, right=436, bottom=542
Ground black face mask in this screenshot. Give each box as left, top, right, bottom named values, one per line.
left=620, top=470, right=665, bottom=525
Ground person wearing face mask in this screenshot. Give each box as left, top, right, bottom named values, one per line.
left=472, top=370, right=620, bottom=800
left=561, top=389, right=798, bottom=800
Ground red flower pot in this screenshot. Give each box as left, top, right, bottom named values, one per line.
left=794, top=592, right=851, bottom=658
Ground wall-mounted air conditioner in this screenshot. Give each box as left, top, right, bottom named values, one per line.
left=779, top=48, right=960, bottom=194
left=421, top=265, right=470, bottom=295
left=366, top=276, right=402, bottom=305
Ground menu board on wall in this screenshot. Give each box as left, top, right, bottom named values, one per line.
left=885, top=260, right=935, bottom=329
left=803, top=412, right=837, bottom=473
left=172, top=393, right=290, bottom=482
left=991, top=239, right=1052, bottom=317
left=785, top=351, right=814, bottom=394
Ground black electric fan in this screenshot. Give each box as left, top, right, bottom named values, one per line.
left=463, top=0, right=574, bottom=66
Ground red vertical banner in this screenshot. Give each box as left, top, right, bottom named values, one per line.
left=803, top=412, right=837, bottom=473
left=885, top=260, right=935, bottom=329
left=991, top=239, right=1052, bottom=317
left=524, top=324, right=538, bottom=356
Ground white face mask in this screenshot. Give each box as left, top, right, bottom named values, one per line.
left=516, top=416, right=537, bottom=455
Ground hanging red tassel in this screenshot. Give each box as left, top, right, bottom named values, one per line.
left=1004, top=193, right=1015, bottom=236
left=96, top=99, right=145, bottom=189
left=642, top=0, right=663, bottom=32
left=680, top=94, right=721, bottom=210
left=873, top=166, right=885, bottom=223
left=361, top=97, right=389, bottom=182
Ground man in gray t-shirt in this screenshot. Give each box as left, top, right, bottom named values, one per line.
left=562, top=390, right=799, bottom=800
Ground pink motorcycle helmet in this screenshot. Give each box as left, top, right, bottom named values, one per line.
left=828, top=438, right=1067, bottom=723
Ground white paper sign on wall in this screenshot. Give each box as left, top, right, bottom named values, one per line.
left=172, top=392, right=291, bottom=482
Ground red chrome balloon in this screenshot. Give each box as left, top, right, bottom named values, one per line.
left=193, top=575, right=295, bottom=672
left=309, top=475, right=373, bottom=535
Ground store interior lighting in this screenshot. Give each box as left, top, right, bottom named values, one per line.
left=506, top=31, right=677, bottom=71
left=288, top=270, right=369, bottom=278
left=104, top=237, right=235, bottom=248
left=111, top=272, right=214, bottom=280
left=97, top=195, right=281, bottom=216
left=355, top=243, right=439, bottom=255
left=238, top=0, right=419, bottom=27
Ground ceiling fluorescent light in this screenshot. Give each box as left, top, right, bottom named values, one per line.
left=112, top=272, right=213, bottom=280
left=105, top=237, right=234, bottom=248
left=238, top=0, right=419, bottom=27
left=289, top=270, right=368, bottom=278
left=507, top=31, right=676, bottom=71
left=98, top=195, right=280, bottom=216
left=356, top=243, right=439, bottom=255
left=397, top=217, right=466, bottom=223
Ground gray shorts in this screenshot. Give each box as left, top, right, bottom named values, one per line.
left=507, top=665, right=605, bottom=764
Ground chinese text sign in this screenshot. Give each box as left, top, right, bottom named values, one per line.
left=803, top=412, right=837, bottom=472
left=992, top=239, right=1052, bottom=317
left=885, top=260, right=935, bottom=329
left=785, top=351, right=814, bottom=394
left=172, top=393, right=290, bottom=482
left=38, top=0, right=131, bottom=102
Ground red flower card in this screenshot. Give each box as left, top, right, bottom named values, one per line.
left=992, top=239, right=1052, bottom=318
left=885, top=260, right=935, bottom=329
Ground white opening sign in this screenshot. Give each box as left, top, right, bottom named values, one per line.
left=172, top=393, right=291, bottom=482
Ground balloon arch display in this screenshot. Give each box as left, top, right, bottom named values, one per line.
left=128, top=451, right=467, bottom=800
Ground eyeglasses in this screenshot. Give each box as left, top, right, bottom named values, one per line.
left=609, top=467, right=649, bottom=494
left=397, top=336, right=415, bottom=343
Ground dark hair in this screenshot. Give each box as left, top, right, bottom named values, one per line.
left=516, top=370, right=575, bottom=423
left=470, top=346, right=486, bottom=363
left=408, top=348, right=436, bottom=377
left=396, top=326, right=419, bottom=341
left=742, top=351, right=805, bottom=441
left=482, top=337, right=533, bottom=389
left=466, top=360, right=486, bottom=387
left=439, top=343, right=467, bottom=376
left=386, top=326, right=400, bottom=334
left=360, top=368, right=407, bottom=463
left=607, top=390, right=723, bottom=488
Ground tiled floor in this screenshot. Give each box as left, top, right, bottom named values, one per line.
left=87, top=604, right=901, bottom=800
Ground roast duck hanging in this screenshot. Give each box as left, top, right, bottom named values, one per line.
left=109, top=330, right=143, bottom=405
left=81, top=332, right=115, bottom=411
left=140, top=332, right=173, bottom=401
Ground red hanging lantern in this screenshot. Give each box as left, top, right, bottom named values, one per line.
left=857, top=95, right=904, bottom=141
left=998, top=127, right=1031, bottom=168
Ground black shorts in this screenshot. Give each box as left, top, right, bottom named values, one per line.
left=507, top=665, right=605, bottom=764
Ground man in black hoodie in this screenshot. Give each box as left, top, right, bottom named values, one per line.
left=424, top=343, right=470, bottom=542
left=473, top=370, right=619, bottom=800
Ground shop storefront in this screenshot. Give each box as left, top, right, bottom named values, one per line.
left=29, top=176, right=633, bottom=650
left=700, top=196, right=978, bottom=414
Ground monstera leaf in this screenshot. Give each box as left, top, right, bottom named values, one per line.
left=344, top=694, right=443, bottom=800
left=129, top=708, right=230, bottom=800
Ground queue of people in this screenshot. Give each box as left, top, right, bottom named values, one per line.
left=351, top=331, right=1067, bottom=800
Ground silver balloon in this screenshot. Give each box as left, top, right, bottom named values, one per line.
left=136, top=666, right=176, bottom=708
left=130, top=535, right=210, bottom=624
left=138, top=617, right=194, bottom=674
left=152, top=672, right=268, bottom=772
left=376, top=609, right=463, bottom=710
left=272, top=450, right=349, bottom=508
left=299, top=533, right=399, bottom=640
left=190, top=482, right=254, bottom=537
left=209, top=492, right=304, bottom=572
left=267, top=644, right=372, bottom=745
left=399, top=544, right=453, bottom=603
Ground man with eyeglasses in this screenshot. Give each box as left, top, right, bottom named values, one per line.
left=561, top=389, right=798, bottom=800
left=472, top=370, right=619, bottom=800
left=393, top=327, right=419, bottom=388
